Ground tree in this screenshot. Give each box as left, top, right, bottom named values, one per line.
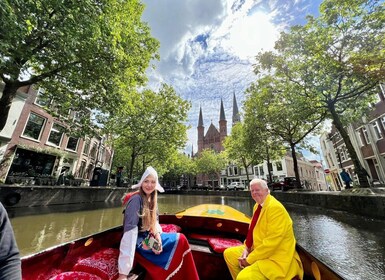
left=109, top=84, right=190, bottom=183
left=195, top=149, right=227, bottom=188
left=244, top=76, right=325, bottom=187
left=162, top=153, right=197, bottom=189
left=242, top=79, right=286, bottom=183
left=223, top=123, right=254, bottom=186
left=254, top=0, right=385, bottom=187
left=0, top=0, right=159, bottom=134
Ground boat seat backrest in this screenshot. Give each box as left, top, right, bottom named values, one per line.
left=72, top=248, right=119, bottom=280
left=160, top=223, right=182, bottom=233
left=188, top=233, right=243, bottom=253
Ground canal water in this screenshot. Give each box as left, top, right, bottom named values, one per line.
left=8, top=194, right=385, bottom=280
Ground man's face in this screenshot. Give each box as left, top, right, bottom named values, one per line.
left=250, top=182, right=269, bottom=204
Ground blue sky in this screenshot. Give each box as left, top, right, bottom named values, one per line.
left=141, top=0, right=324, bottom=159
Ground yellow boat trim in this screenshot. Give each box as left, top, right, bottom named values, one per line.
left=175, top=204, right=251, bottom=223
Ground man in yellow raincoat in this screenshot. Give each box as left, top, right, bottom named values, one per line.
left=224, top=178, right=303, bottom=280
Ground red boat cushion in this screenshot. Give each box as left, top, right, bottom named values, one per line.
left=188, top=233, right=243, bottom=253
left=73, top=248, right=119, bottom=280
left=188, top=233, right=210, bottom=241
left=160, top=223, right=182, bottom=233
left=207, top=237, right=243, bottom=253
left=49, top=271, right=102, bottom=280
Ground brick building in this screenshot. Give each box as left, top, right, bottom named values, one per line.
left=0, top=84, right=113, bottom=186
left=320, top=84, right=385, bottom=189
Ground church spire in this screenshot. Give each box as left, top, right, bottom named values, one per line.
left=198, top=106, right=204, bottom=127
left=220, top=99, right=226, bottom=121
left=232, top=92, right=240, bottom=125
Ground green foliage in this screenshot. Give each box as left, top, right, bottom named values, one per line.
left=0, top=0, right=159, bottom=134
left=245, top=76, right=325, bottom=149
left=161, top=152, right=197, bottom=185
left=195, top=149, right=227, bottom=178
left=109, top=84, right=191, bottom=182
left=254, top=0, right=385, bottom=126
left=244, top=75, right=325, bottom=183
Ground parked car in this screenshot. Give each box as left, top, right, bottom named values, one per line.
left=269, top=177, right=299, bottom=191
left=213, top=184, right=226, bottom=191
left=176, top=185, right=187, bottom=191
left=226, top=182, right=246, bottom=191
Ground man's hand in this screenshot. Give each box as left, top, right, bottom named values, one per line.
left=237, top=257, right=250, bottom=269
left=241, top=247, right=249, bottom=259
left=238, top=248, right=250, bottom=268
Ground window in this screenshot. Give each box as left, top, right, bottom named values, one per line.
left=78, top=160, right=87, bottom=178
left=34, top=88, right=51, bottom=107
left=90, top=143, right=98, bottom=159
left=254, top=165, right=264, bottom=177
left=381, top=116, right=385, bottom=131
left=23, top=113, right=45, bottom=140
left=227, top=166, right=233, bottom=176
left=372, top=120, right=382, bottom=140
left=356, top=130, right=364, bottom=146
left=66, top=137, right=78, bottom=151
left=259, top=166, right=264, bottom=176
left=276, top=161, right=283, bottom=171
left=233, top=166, right=238, bottom=176
left=362, top=127, right=370, bottom=145
left=83, top=140, right=90, bottom=155
left=48, top=124, right=64, bottom=146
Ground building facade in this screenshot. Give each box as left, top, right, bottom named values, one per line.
left=0, top=84, right=113, bottom=186
left=320, top=84, right=385, bottom=189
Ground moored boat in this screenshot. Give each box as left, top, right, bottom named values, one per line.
left=21, top=204, right=345, bottom=280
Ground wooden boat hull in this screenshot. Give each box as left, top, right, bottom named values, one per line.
left=21, top=204, right=345, bottom=280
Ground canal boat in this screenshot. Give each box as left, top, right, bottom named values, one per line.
left=21, top=204, right=345, bottom=280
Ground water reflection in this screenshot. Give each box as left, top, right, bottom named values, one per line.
left=285, top=203, right=385, bottom=280
left=9, top=195, right=385, bottom=279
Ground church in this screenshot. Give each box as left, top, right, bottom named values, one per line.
left=196, top=93, right=241, bottom=187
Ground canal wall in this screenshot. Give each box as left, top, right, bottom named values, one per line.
left=0, top=185, right=127, bottom=208
left=2, top=184, right=385, bottom=220
left=177, top=188, right=385, bottom=220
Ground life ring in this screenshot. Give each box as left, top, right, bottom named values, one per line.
left=4, top=192, right=21, bottom=206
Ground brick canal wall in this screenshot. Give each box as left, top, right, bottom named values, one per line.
left=176, top=189, right=385, bottom=220
left=272, top=191, right=385, bottom=220
left=1, top=185, right=384, bottom=219
left=0, top=185, right=127, bottom=208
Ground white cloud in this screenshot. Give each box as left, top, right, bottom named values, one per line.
left=140, top=0, right=321, bottom=155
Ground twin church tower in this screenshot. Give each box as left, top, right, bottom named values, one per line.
left=197, top=93, right=241, bottom=154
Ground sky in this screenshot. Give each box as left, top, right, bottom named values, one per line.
left=141, top=0, right=324, bottom=160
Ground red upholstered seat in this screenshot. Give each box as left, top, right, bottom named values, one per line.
left=160, top=223, right=182, bottom=233
left=72, top=248, right=119, bottom=280
left=188, top=233, right=210, bottom=241
left=188, top=233, right=243, bottom=253
left=207, top=237, right=243, bottom=253
left=49, top=271, right=102, bottom=280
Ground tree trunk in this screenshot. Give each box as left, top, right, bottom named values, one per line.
left=290, top=143, right=301, bottom=188
left=0, top=82, right=20, bottom=131
left=242, top=158, right=250, bottom=190
left=266, top=146, right=273, bottom=183
left=328, top=103, right=370, bottom=188
left=128, top=152, right=136, bottom=185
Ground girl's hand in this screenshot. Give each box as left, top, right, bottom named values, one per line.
left=152, top=232, right=162, bottom=254
left=117, top=274, right=128, bottom=280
